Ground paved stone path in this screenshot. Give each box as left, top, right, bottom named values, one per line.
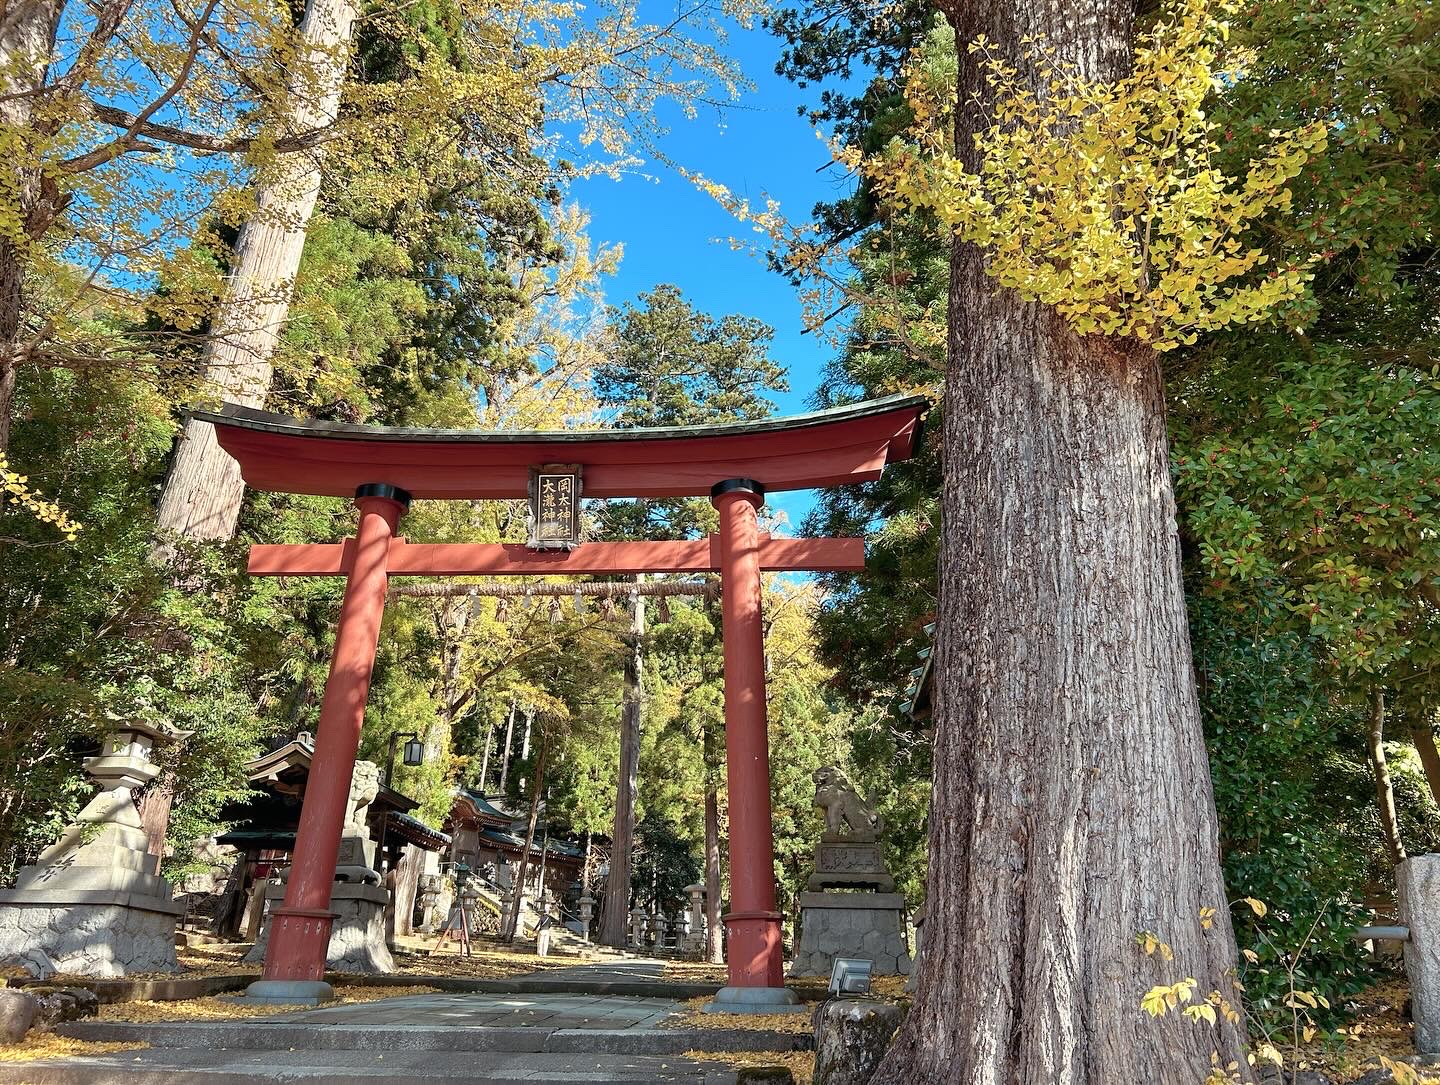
left=4, top=1048, right=742, bottom=1083
left=12, top=962, right=806, bottom=1084
left=257, top=989, right=686, bottom=1029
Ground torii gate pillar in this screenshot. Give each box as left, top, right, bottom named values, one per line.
left=246, top=484, right=409, bottom=1005
left=704, top=479, right=798, bottom=1011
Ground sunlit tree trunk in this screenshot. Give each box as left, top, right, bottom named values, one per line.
left=873, top=5, right=1249, bottom=1081
left=503, top=733, right=548, bottom=941
left=1410, top=712, right=1440, bottom=811
left=703, top=723, right=724, bottom=964
left=0, top=0, right=68, bottom=451
left=600, top=582, right=644, bottom=948
left=153, top=0, right=356, bottom=547
left=1369, top=689, right=1407, bottom=869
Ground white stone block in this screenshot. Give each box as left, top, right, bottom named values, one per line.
left=1400, top=855, right=1440, bottom=1055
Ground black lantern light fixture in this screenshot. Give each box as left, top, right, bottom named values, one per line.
left=385, top=730, right=425, bottom=784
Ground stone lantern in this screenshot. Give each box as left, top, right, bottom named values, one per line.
left=628, top=905, right=648, bottom=948
left=577, top=894, right=595, bottom=941
left=679, top=883, right=708, bottom=955
left=0, top=717, right=191, bottom=978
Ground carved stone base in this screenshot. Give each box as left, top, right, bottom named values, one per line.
left=246, top=884, right=393, bottom=973
left=807, top=835, right=895, bottom=893
left=788, top=892, right=911, bottom=978
left=0, top=893, right=182, bottom=979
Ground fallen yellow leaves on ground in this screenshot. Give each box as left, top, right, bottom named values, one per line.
left=0, top=1034, right=147, bottom=1062
left=1290, top=979, right=1420, bottom=1083
left=662, top=960, right=727, bottom=984
left=684, top=1048, right=814, bottom=1084
left=668, top=998, right=814, bottom=1034
left=99, top=985, right=442, bottom=1022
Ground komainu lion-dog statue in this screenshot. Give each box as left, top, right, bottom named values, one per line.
left=812, top=766, right=883, bottom=839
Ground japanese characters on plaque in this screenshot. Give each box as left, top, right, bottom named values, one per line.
left=528, top=464, right=583, bottom=550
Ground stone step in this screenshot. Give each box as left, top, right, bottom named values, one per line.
left=59, top=1019, right=811, bottom=1056
left=2, top=1047, right=748, bottom=1084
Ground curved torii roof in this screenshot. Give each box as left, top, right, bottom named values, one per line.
left=196, top=393, right=928, bottom=500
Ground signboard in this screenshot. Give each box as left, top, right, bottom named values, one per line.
left=528, top=464, right=583, bottom=549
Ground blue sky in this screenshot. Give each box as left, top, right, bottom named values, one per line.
left=570, top=18, right=857, bottom=531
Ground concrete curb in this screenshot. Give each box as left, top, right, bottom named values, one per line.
left=0, top=1058, right=746, bottom=1085
left=58, top=1019, right=812, bottom=1054
left=7, top=971, right=722, bottom=1003
left=7, top=972, right=250, bottom=1004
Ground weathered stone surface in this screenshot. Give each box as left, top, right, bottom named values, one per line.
left=736, top=1067, right=796, bottom=1084
left=789, top=895, right=911, bottom=979
left=812, top=998, right=902, bottom=1085
left=0, top=902, right=178, bottom=979
left=246, top=884, right=393, bottom=973
left=0, top=989, right=37, bottom=1043
left=1399, top=854, right=1440, bottom=1054
left=28, top=986, right=100, bottom=1030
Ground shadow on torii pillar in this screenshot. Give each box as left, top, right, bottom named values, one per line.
left=196, top=394, right=927, bottom=1012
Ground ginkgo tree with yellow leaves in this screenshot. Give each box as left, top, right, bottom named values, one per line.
left=863, top=2, right=1328, bottom=351
left=854, top=1, right=1332, bottom=1083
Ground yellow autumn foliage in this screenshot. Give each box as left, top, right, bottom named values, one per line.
left=852, top=0, right=1328, bottom=351
left=0, top=451, right=80, bottom=539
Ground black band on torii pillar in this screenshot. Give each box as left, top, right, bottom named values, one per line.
left=355, top=483, right=413, bottom=510
left=711, top=478, right=766, bottom=500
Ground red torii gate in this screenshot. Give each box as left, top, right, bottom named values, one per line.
left=198, top=393, right=926, bottom=1011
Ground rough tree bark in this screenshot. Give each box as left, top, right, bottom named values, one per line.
left=1410, top=714, right=1440, bottom=811
left=152, top=0, right=356, bottom=546
left=0, top=0, right=68, bottom=451
left=1369, top=689, right=1407, bottom=869
left=599, top=581, right=644, bottom=948
left=872, top=5, right=1250, bottom=1081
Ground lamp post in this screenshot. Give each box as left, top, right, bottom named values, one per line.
left=377, top=732, right=426, bottom=869
left=385, top=731, right=425, bottom=785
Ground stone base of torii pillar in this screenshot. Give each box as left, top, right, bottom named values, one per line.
left=244, top=761, right=394, bottom=978
left=0, top=720, right=190, bottom=979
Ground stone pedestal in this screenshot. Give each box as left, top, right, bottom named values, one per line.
left=807, top=834, right=894, bottom=893
left=0, top=720, right=189, bottom=978
left=1399, top=855, right=1440, bottom=1054
left=246, top=882, right=393, bottom=973
left=789, top=893, right=911, bottom=978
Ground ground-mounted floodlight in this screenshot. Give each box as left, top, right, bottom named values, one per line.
left=828, top=957, right=873, bottom=997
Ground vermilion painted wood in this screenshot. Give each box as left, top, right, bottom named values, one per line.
left=260, top=494, right=406, bottom=984
left=247, top=535, right=866, bottom=577
left=713, top=486, right=785, bottom=989
left=209, top=412, right=922, bottom=499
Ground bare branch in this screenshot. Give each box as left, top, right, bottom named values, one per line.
left=59, top=0, right=222, bottom=174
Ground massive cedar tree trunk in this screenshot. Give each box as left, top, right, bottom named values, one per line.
left=599, top=585, right=644, bottom=948
left=153, top=0, right=356, bottom=545
left=0, top=0, right=68, bottom=451
left=873, top=5, right=1249, bottom=1082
